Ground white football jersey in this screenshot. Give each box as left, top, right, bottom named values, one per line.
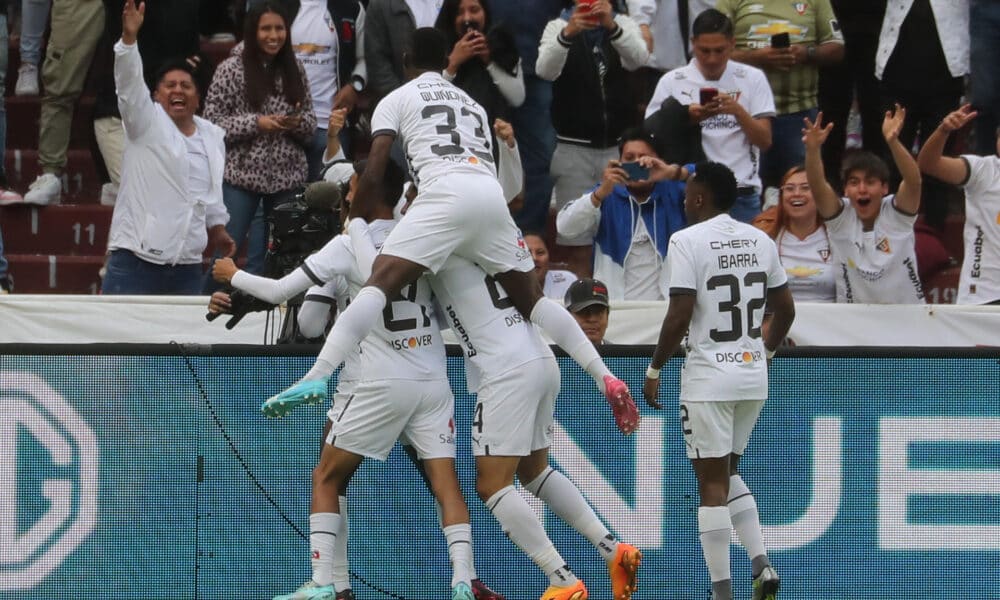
left=304, top=219, right=446, bottom=382
left=958, top=155, right=1000, bottom=304
left=302, top=278, right=358, bottom=379
left=370, top=71, right=497, bottom=189
left=429, top=255, right=554, bottom=392
left=776, top=227, right=836, bottom=302
left=645, top=60, right=776, bottom=190
left=825, top=196, right=924, bottom=304
left=664, top=214, right=787, bottom=401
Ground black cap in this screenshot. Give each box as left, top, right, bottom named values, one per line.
left=564, top=278, right=610, bottom=312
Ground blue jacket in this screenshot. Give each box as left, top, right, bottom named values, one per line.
left=557, top=179, right=687, bottom=300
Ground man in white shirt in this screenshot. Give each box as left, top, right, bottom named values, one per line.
left=102, top=0, right=234, bottom=295
left=643, top=161, right=795, bottom=600
left=804, top=106, right=925, bottom=304
left=645, top=8, right=774, bottom=224
left=917, top=104, right=1000, bottom=305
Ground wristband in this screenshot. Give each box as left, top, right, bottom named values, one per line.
left=646, top=365, right=661, bottom=379
left=765, top=347, right=776, bottom=360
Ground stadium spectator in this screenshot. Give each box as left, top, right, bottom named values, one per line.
left=917, top=104, right=1000, bottom=305
left=752, top=166, right=836, bottom=302
left=0, top=0, right=22, bottom=204
left=21, top=0, right=105, bottom=206
left=717, top=0, right=844, bottom=192
left=625, top=0, right=714, bottom=72
left=523, top=232, right=575, bottom=301
left=434, top=0, right=524, bottom=127
left=556, top=128, right=688, bottom=300
left=102, top=0, right=235, bottom=295
left=876, top=0, right=968, bottom=230
left=489, top=0, right=563, bottom=235
left=13, top=0, right=50, bottom=96
left=645, top=9, right=774, bottom=224
left=0, top=223, right=10, bottom=293
left=817, top=1, right=887, bottom=190
left=970, top=0, right=1000, bottom=157
left=203, top=1, right=315, bottom=280
left=536, top=0, right=649, bottom=276
left=364, top=0, right=437, bottom=99
left=564, top=277, right=611, bottom=346
left=90, top=0, right=204, bottom=207
left=803, top=107, right=925, bottom=304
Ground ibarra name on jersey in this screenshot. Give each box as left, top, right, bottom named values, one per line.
left=718, top=253, right=760, bottom=269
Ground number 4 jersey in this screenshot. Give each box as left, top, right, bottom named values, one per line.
left=664, top=214, right=788, bottom=401
left=370, top=71, right=497, bottom=189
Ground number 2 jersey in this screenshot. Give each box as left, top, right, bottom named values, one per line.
left=370, top=71, right=496, bottom=189
left=664, top=214, right=788, bottom=401
left=303, top=219, right=446, bottom=383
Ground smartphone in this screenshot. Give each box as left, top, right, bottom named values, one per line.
left=620, top=161, right=650, bottom=181
left=462, top=20, right=477, bottom=34
left=577, top=0, right=599, bottom=23
left=771, top=32, right=791, bottom=49
left=699, top=87, right=719, bottom=106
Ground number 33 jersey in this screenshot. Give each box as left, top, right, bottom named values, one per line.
left=371, top=71, right=497, bottom=189
left=664, top=214, right=788, bottom=401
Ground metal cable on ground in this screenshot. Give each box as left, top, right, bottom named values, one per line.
left=173, top=341, right=409, bottom=600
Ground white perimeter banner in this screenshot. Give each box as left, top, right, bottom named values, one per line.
left=2, top=295, right=999, bottom=346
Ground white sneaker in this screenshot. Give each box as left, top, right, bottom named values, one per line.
left=100, top=182, right=119, bottom=206
left=23, top=173, right=62, bottom=205
left=15, top=63, right=39, bottom=96
left=0, top=188, right=24, bottom=205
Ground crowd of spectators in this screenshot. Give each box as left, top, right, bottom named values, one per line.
left=0, top=0, right=998, bottom=308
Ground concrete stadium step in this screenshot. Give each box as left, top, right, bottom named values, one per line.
left=5, top=253, right=104, bottom=294
left=5, top=95, right=98, bottom=150
left=1, top=204, right=112, bottom=256
left=4, top=149, right=103, bottom=204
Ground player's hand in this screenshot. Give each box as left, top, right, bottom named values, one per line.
left=940, top=103, right=977, bottom=133
left=643, top=375, right=662, bottom=410
left=208, top=291, right=233, bottom=315
left=882, top=103, right=906, bottom=143
left=212, top=257, right=239, bottom=284
left=802, top=111, right=833, bottom=150
left=122, top=0, right=144, bottom=45
left=493, top=118, right=516, bottom=149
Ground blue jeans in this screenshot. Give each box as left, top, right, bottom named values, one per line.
left=730, top=190, right=762, bottom=224
left=20, top=0, right=51, bottom=66
left=306, top=127, right=328, bottom=182
left=971, top=0, right=1000, bottom=156
left=761, top=108, right=817, bottom=189
left=102, top=250, right=203, bottom=295
left=510, top=75, right=556, bottom=233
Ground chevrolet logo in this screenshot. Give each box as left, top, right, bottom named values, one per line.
left=748, top=21, right=807, bottom=40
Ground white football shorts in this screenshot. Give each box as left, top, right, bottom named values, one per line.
left=471, top=357, right=560, bottom=457
left=325, top=378, right=455, bottom=461
left=679, top=399, right=765, bottom=459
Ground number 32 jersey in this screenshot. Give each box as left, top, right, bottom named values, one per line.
left=664, top=214, right=788, bottom=401
left=371, top=71, right=496, bottom=189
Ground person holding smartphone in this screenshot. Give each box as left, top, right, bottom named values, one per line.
left=556, top=128, right=689, bottom=300
left=716, top=0, right=844, bottom=192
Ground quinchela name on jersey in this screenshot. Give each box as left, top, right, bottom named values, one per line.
left=417, top=82, right=479, bottom=108
left=711, top=239, right=761, bottom=269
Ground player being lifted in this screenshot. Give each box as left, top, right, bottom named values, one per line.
left=261, top=28, right=639, bottom=436
left=348, top=215, right=642, bottom=600
left=212, top=160, right=493, bottom=600
left=640, top=161, right=795, bottom=600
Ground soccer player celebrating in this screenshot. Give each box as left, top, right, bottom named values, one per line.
left=263, top=27, right=639, bottom=436
left=642, top=162, right=795, bottom=600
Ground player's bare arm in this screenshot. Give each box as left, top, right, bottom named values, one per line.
left=802, top=111, right=840, bottom=219
left=917, top=104, right=976, bottom=186
left=762, top=286, right=795, bottom=355
left=644, top=293, right=695, bottom=409
left=350, top=133, right=394, bottom=222
left=883, top=104, right=921, bottom=215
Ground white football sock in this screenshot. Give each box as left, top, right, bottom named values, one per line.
left=331, top=496, right=350, bottom=592
left=529, top=298, right=612, bottom=391
left=524, top=466, right=617, bottom=560
left=309, top=512, right=340, bottom=587
left=443, top=523, right=474, bottom=588
left=728, top=475, right=769, bottom=574
left=304, top=286, right=387, bottom=380
left=698, top=506, right=732, bottom=584
left=485, top=485, right=577, bottom=586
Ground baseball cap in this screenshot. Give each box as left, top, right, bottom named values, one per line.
left=564, top=278, right=610, bottom=312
